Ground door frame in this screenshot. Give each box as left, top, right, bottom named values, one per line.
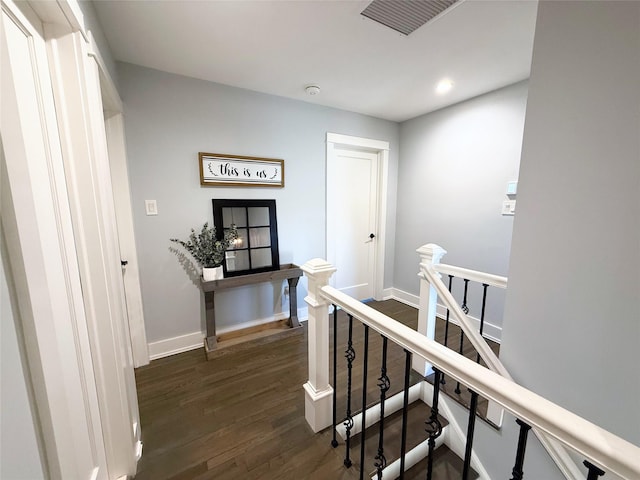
left=326, top=132, right=390, bottom=300
left=45, top=20, right=141, bottom=477
left=1, top=0, right=109, bottom=477
left=91, top=32, right=150, bottom=368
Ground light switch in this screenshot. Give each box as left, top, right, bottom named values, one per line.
left=506, top=181, right=518, bottom=196
left=145, top=200, right=158, bottom=216
left=502, top=200, right=516, bottom=216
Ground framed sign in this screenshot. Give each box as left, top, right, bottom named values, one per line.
left=199, top=152, right=284, bottom=187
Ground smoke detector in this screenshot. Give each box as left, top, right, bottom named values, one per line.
left=305, top=85, right=321, bottom=96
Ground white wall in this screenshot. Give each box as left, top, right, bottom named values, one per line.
left=1, top=224, right=46, bottom=480
left=394, top=81, right=528, bottom=334
left=502, top=0, right=640, bottom=444
left=118, top=63, right=399, bottom=346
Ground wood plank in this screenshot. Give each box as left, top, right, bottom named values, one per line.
left=201, top=263, right=302, bottom=292
left=217, top=319, right=290, bottom=342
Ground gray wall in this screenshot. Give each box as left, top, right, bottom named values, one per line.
left=1, top=226, right=46, bottom=479
left=394, top=82, right=528, bottom=332
left=119, top=63, right=399, bottom=343
left=502, top=0, right=640, bottom=445
left=471, top=2, right=639, bottom=478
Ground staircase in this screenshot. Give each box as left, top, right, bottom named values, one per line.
left=329, top=300, right=480, bottom=479
left=300, top=253, right=640, bottom=480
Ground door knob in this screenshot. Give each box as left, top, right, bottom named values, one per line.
left=121, top=260, right=128, bottom=266
left=369, top=233, right=375, bottom=239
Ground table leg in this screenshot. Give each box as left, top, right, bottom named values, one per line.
left=288, top=276, right=300, bottom=328
left=205, top=290, right=217, bottom=350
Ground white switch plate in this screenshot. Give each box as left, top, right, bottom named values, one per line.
left=502, top=200, right=516, bottom=216
left=506, top=181, right=518, bottom=196
left=145, top=200, right=158, bottom=216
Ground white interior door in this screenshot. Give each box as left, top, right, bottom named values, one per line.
left=45, top=28, right=140, bottom=477
left=1, top=1, right=108, bottom=478
left=327, top=147, right=379, bottom=300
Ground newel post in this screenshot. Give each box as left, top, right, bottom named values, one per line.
left=301, top=258, right=337, bottom=433
left=415, top=244, right=447, bottom=376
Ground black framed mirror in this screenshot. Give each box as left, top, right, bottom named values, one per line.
left=212, top=199, right=280, bottom=277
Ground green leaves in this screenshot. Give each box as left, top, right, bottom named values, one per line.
left=170, top=222, right=238, bottom=268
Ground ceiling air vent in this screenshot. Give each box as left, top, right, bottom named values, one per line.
left=361, top=0, right=459, bottom=36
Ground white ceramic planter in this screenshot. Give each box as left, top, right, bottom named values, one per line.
left=202, top=266, right=223, bottom=281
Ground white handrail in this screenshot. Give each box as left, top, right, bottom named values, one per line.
left=319, top=284, right=640, bottom=480
left=421, top=262, right=582, bottom=479
left=422, top=263, right=508, bottom=377
left=434, top=263, right=508, bottom=289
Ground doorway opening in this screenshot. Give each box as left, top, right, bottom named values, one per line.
left=326, top=133, right=390, bottom=300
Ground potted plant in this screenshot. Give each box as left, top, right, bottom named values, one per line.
left=170, top=222, right=238, bottom=281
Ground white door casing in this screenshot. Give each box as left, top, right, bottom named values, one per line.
left=326, top=133, right=390, bottom=300
left=1, top=0, right=108, bottom=478
left=46, top=24, right=140, bottom=478
left=94, top=31, right=150, bottom=369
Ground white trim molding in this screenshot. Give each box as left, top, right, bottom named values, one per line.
left=326, top=132, right=389, bottom=152
left=148, top=331, right=205, bottom=361
left=435, top=304, right=502, bottom=343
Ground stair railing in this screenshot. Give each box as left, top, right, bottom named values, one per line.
left=417, top=244, right=584, bottom=479
left=302, top=258, right=640, bottom=480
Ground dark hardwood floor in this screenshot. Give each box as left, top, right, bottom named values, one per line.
left=133, top=300, right=480, bottom=479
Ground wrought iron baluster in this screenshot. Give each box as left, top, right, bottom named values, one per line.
left=443, top=274, right=454, bottom=347
left=331, top=305, right=338, bottom=448
left=583, top=460, right=606, bottom=480
left=441, top=275, right=454, bottom=385
left=456, top=278, right=470, bottom=394
left=476, top=284, right=489, bottom=364
left=374, top=336, right=390, bottom=479
left=426, top=368, right=443, bottom=480
left=462, top=390, right=479, bottom=480
left=344, top=315, right=355, bottom=468
left=509, top=419, right=532, bottom=480
left=399, top=349, right=412, bottom=480
left=359, top=325, right=370, bottom=480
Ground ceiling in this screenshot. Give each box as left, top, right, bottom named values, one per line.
left=92, top=0, right=538, bottom=123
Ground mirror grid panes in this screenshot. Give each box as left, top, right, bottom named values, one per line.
left=213, top=199, right=280, bottom=277
left=222, top=207, right=247, bottom=228
left=248, top=206, right=270, bottom=226
left=249, top=227, right=271, bottom=248
left=251, top=248, right=273, bottom=269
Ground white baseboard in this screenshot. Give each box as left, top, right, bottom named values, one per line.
left=148, top=307, right=310, bottom=360
left=434, top=304, right=502, bottom=343
left=389, top=288, right=502, bottom=343
left=148, top=330, right=205, bottom=360
left=380, top=287, right=394, bottom=301
left=389, top=288, right=420, bottom=308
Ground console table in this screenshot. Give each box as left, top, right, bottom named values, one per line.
left=201, top=263, right=303, bottom=357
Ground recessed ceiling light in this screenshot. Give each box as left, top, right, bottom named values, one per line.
left=436, top=79, right=454, bottom=94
